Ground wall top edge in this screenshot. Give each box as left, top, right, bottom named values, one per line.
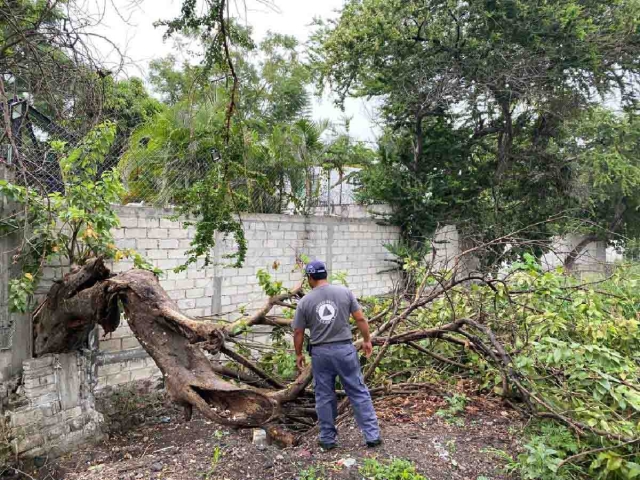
left=113, top=204, right=398, bottom=228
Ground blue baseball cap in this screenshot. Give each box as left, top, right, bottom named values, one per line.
left=305, top=260, right=327, bottom=275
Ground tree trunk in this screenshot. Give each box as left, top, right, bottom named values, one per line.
left=563, top=234, right=598, bottom=272
left=33, top=260, right=310, bottom=434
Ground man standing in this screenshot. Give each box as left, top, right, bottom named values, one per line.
left=293, top=260, right=382, bottom=450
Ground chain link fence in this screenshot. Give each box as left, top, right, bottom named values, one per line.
left=1, top=101, right=360, bottom=212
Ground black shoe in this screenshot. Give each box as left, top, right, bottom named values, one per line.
left=318, top=441, right=337, bottom=451
left=366, top=438, right=382, bottom=448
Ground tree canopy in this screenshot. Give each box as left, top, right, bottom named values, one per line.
left=312, top=0, right=640, bottom=263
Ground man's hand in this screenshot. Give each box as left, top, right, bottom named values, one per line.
left=296, top=354, right=306, bottom=371
left=362, top=341, right=373, bottom=358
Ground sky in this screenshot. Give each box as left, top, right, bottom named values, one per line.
left=86, top=0, right=380, bottom=142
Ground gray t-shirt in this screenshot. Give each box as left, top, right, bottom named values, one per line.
left=292, top=284, right=361, bottom=345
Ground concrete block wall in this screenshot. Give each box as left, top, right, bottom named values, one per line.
left=95, top=323, right=162, bottom=390
left=541, top=234, right=607, bottom=274
left=79, top=207, right=399, bottom=390
left=1, top=353, right=103, bottom=458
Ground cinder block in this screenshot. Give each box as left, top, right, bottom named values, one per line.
left=138, top=239, right=159, bottom=250
left=10, top=408, right=44, bottom=428
left=168, top=248, right=188, bottom=259
left=223, top=286, right=238, bottom=295
left=175, top=279, right=195, bottom=289
left=187, top=268, right=206, bottom=279
left=121, top=337, right=141, bottom=350
left=23, top=356, right=54, bottom=371
left=110, top=325, right=133, bottom=338
left=106, top=372, right=131, bottom=386
left=125, top=228, right=147, bottom=238
left=231, top=276, right=247, bottom=286
left=196, top=297, right=212, bottom=308
left=186, top=288, right=205, bottom=299
left=168, top=228, right=184, bottom=239
left=178, top=299, right=196, bottom=310
left=97, top=363, right=121, bottom=376
left=138, top=217, right=160, bottom=228
left=195, top=278, right=212, bottom=288
left=112, top=228, right=126, bottom=239
left=160, top=239, right=179, bottom=249
left=100, top=338, right=122, bottom=352
left=12, top=433, right=44, bottom=454
left=168, top=290, right=185, bottom=300
left=118, top=239, right=137, bottom=249
left=126, top=358, right=146, bottom=370
left=143, top=357, right=159, bottom=368
left=160, top=218, right=179, bottom=229
left=147, top=249, right=168, bottom=259
left=237, top=285, right=253, bottom=295
left=131, top=366, right=160, bottom=381
left=170, top=270, right=188, bottom=280
left=148, top=228, right=169, bottom=239
left=157, top=259, right=179, bottom=270
left=119, top=217, right=138, bottom=228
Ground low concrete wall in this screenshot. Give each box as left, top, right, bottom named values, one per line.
left=1, top=353, right=104, bottom=458
left=88, top=206, right=399, bottom=390
left=0, top=207, right=399, bottom=430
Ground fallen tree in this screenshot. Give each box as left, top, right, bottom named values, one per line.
left=29, top=241, right=640, bottom=461
left=4, top=122, right=640, bottom=475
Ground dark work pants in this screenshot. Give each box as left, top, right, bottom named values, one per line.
left=311, top=343, right=380, bottom=444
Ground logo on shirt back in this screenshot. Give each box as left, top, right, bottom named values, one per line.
left=315, top=300, right=338, bottom=324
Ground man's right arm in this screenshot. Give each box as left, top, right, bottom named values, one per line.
left=347, top=288, right=373, bottom=357
left=352, top=309, right=373, bottom=358
left=292, top=301, right=307, bottom=371
left=294, top=328, right=306, bottom=370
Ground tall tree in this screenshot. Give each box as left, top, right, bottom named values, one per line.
left=312, top=0, right=640, bottom=263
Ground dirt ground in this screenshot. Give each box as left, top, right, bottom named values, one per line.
left=3, top=388, right=523, bottom=480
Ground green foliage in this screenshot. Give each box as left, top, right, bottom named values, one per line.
left=201, top=446, right=223, bottom=480
left=313, top=0, right=640, bottom=259
left=298, top=466, right=325, bottom=480
left=256, top=268, right=286, bottom=297
left=512, top=423, right=580, bottom=480
left=259, top=339, right=298, bottom=381
left=436, top=394, right=468, bottom=425
left=121, top=27, right=373, bottom=270
left=371, top=253, right=640, bottom=479
left=0, top=122, right=155, bottom=312
left=360, top=458, right=428, bottom=480
left=329, top=270, right=349, bottom=287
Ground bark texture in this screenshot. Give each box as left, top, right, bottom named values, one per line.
left=33, top=262, right=293, bottom=429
